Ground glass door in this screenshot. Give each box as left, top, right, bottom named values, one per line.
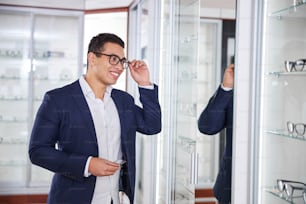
left=128, top=0, right=161, bottom=203
left=196, top=19, right=222, bottom=187
left=128, top=1, right=208, bottom=203
left=173, top=0, right=199, bottom=203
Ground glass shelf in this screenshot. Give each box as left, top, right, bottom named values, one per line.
left=0, top=49, right=65, bottom=59
left=269, top=2, right=306, bottom=18
left=266, top=71, right=306, bottom=77
left=0, top=76, right=27, bottom=80
left=178, top=71, right=197, bottom=81
left=177, top=103, right=197, bottom=117
left=178, top=135, right=196, bottom=145
left=0, top=137, right=27, bottom=144
left=0, top=50, right=66, bottom=60
left=0, top=73, right=72, bottom=81
left=265, top=188, right=304, bottom=204
left=0, top=76, right=73, bottom=82
left=0, top=51, right=23, bottom=58
left=178, top=135, right=196, bottom=152
left=33, top=77, right=73, bottom=81
left=0, top=96, right=27, bottom=101
left=0, top=96, right=45, bottom=101
left=265, top=130, right=306, bottom=142
left=0, top=160, right=27, bottom=166
left=0, top=117, right=27, bottom=123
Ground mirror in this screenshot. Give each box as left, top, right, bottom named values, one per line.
left=195, top=1, right=236, bottom=203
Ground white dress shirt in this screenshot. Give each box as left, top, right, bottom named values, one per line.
left=221, top=83, right=233, bottom=91
left=79, top=76, right=122, bottom=204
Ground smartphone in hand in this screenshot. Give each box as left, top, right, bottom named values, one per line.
left=115, top=159, right=126, bottom=166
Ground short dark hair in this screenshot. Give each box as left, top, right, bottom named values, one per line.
left=87, top=33, right=125, bottom=54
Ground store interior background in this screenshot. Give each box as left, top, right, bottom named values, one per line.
left=0, top=0, right=238, bottom=204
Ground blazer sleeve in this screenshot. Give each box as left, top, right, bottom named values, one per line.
left=28, top=92, right=88, bottom=181
left=136, top=84, right=162, bottom=135
left=198, top=86, right=233, bottom=135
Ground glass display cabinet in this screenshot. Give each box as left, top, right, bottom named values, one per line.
left=153, top=0, right=222, bottom=202
left=0, top=7, right=83, bottom=193
left=161, top=0, right=221, bottom=203
left=196, top=19, right=221, bottom=186
left=172, top=0, right=200, bottom=203
left=254, top=0, right=306, bottom=203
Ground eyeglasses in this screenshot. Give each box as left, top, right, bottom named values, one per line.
left=93, top=52, right=130, bottom=69
left=277, top=179, right=306, bottom=202
left=287, top=121, right=306, bottom=137
left=284, top=59, right=306, bottom=72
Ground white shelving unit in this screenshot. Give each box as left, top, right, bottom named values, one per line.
left=255, top=1, right=306, bottom=204
left=0, top=6, right=83, bottom=194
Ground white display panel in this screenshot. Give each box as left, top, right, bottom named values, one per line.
left=255, top=1, right=306, bottom=204
left=0, top=7, right=83, bottom=193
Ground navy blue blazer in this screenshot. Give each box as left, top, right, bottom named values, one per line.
left=29, top=80, right=161, bottom=204
left=198, top=86, right=233, bottom=203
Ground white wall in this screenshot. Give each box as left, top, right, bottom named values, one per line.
left=200, top=0, right=236, bottom=19
left=83, top=12, right=128, bottom=91
left=0, top=0, right=85, bottom=9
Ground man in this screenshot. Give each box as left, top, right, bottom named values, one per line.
left=29, top=33, right=162, bottom=204
left=198, top=64, right=234, bottom=204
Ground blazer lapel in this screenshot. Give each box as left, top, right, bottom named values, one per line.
left=69, top=81, right=97, bottom=144
left=111, top=89, right=126, bottom=133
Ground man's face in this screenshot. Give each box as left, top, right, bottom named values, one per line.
left=89, top=42, right=125, bottom=86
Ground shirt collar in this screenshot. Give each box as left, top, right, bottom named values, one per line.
left=79, top=75, right=113, bottom=100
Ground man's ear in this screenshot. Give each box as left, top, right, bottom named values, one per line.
left=87, top=52, right=95, bottom=66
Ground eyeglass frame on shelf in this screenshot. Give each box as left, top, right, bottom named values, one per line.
left=277, top=179, right=306, bottom=202
left=284, top=59, right=306, bottom=72
left=287, top=121, right=306, bottom=137
left=93, top=52, right=130, bottom=69
left=277, top=179, right=306, bottom=192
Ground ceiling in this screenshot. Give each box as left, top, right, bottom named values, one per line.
left=86, top=0, right=236, bottom=11
left=0, top=0, right=235, bottom=11
left=85, top=0, right=135, bottom=10
left=0, top=0, right=135, bottom=10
